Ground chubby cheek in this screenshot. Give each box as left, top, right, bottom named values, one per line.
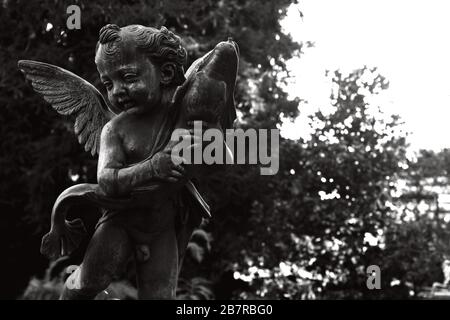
left=107, top=92, right=121, bottom=109
left=129, top=82, right=159, bottom=105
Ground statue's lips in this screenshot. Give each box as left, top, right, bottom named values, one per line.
left=118, top=99, right=135, bottom=109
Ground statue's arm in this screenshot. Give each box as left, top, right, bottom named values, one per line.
left=97, top=122, right=185, bottom=197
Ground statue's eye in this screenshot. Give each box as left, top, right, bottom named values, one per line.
left=124, top=74, right=137, bottom=82
left=103, top=81, right=112, bottom=91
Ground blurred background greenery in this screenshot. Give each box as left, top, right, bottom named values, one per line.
left=2, top=0, right=450, bottom=299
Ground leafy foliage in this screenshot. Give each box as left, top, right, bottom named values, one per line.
left=208, top=66, right=410, bottom=299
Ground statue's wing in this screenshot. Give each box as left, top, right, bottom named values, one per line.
left=18, top=60, right=117, bottom=156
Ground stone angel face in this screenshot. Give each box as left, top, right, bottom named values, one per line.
left=94, top=24, right=186, bottom=114
left=95, top=43, right=163, bottom=113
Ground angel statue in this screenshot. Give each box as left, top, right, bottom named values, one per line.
left=18, top=24, right=239, bottom=299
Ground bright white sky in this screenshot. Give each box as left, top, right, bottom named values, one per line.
left=280, top=0, right=450, bottom=151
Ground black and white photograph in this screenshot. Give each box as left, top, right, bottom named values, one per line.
left=1, top=0, right=450, bottom=304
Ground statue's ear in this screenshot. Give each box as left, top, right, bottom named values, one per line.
left=160, top=62, right=176, bottom=86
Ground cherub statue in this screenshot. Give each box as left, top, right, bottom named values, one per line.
left=18, top=24, right=238, bottom=299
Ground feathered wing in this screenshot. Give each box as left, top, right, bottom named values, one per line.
left=17, top=60, right=116, bottom=156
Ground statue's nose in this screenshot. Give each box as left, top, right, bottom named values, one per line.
left=112, top=84, right=126, bottom=98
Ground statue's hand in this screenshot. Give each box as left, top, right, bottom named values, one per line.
left=40, top=218, right=87, bottom=260
left=149, top=150, right=187, bottom=183
left=184, top=120, right=229, bottom=177
left=164, top=120, right=228, bottom=180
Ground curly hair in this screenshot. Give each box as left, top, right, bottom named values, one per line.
left=96, top=24, right=187, bottom=86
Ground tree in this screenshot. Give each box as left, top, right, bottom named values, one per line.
left=210, top=66, right=411, bottom=299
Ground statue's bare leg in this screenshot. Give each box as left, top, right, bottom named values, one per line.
left=60, top=220, right=132, bottom=300
left=135, top=226, right=179, bottom=299
left=132, top=202, right=179, bottom=300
